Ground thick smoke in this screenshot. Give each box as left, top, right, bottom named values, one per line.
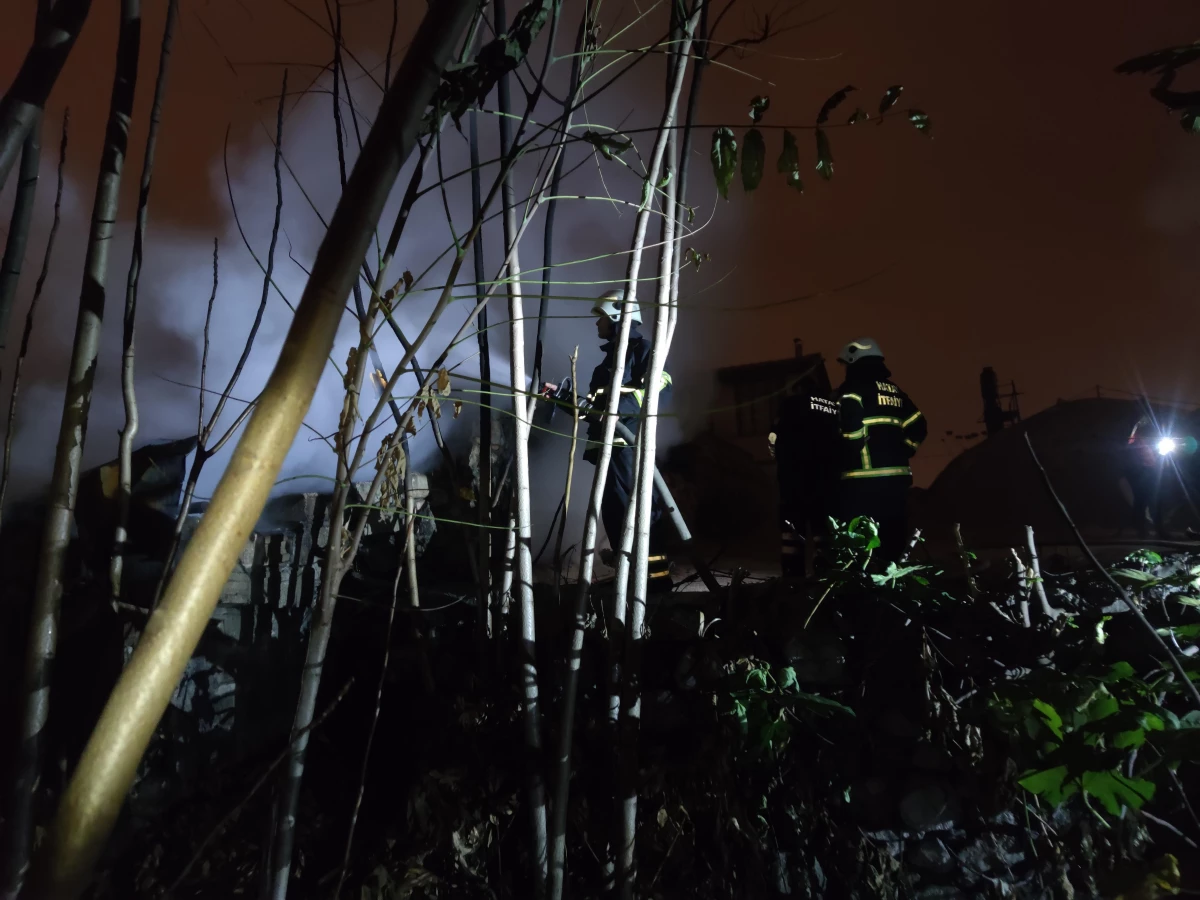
left=0, top=2, right=736, bottom=554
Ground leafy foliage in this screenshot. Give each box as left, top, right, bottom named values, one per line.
left=748, top=94, right=770, bottom=123
left=814, top=129, right=833, bottom=181
left=878, top=84, right=904, bottom=116
left=424, top=0, right=553, bottom=131
left=710, top=127, right=738, bottom=199
left=906, top=109, right=932, bottom=137
left=985, top=659, right=1200, bottom=817
left=817, top=85, right=856, bottom=125
left=741, top=129, right=765, bottom=191
left=776, top=129, right=802, bottom=192
left=719, top=659, right=853, bottom=760
left=581, top=130, right=633, bottom=160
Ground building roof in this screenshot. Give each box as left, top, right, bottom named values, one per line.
left=716, top=352, right=831, bottom=392
left=917, top=397, right=1200, bottom=547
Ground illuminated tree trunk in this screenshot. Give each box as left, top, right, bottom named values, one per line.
left=112, top=0, right=180, bottom=602
left=25, top=3, right=477, bottom=895
left=3, top=4, right=141, bottom=897
left=0, top=0, right=93, bottom=194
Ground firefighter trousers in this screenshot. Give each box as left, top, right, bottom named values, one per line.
left=839, top=476, right=910, bottom=563
left=602, top=444, right=669, bottom=580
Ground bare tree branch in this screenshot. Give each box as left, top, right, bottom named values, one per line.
left=0, top=109, right=68, bottom=533
left=111, top=0, right=180, bottom=602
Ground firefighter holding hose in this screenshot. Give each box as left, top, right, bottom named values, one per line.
left=542, top=289, right=673, bottom=585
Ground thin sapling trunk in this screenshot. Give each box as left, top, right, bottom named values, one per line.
left=0, top=110, right=68, bottom=532
left=617, top=21, right=692, bottom=895
left=547, top=12, right=699, bottom=893
left=0, top=0, right=93, bottom=193
left=29, top=4, right=476, bottom=894
left=494, top=0, right=549, bottom=886
left=112, top=0, right=180, bottom=602
left=4, top=2, right=141, bottom=894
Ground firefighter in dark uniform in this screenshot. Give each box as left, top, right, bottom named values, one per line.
left=768, top=380, right=839, bottom=576
left=834, top=338, right=926, bottom=561
left=543, top=290, right=672, bottom=584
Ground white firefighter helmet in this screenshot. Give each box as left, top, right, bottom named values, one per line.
left=837, top=337, right=884, bottom=365
left=591, top=289, right=642, bottom=325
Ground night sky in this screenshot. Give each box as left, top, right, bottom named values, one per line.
left=3, top=0, right=1200, bottom=499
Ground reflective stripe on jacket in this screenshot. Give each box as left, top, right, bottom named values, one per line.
left=837, top=377, right=926, bottom=480
left=584, top=329, right=672, bottom=458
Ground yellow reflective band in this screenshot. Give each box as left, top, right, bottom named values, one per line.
left=647, top=555, right=667, bottom=563
left=841, top=466, right=911, bottom=479
left=902, top=411, right=923, bottom=428
left=842, top=428, right=866, bottom=440
left=862, top=416, right=902, bottom=427
left=649, top=570, right=672, bottom=578
left=842, top=393, right=863, bottom=404
left=904, top=438, right=920, bottom=450
left=861, top=446, right=871, bottom=468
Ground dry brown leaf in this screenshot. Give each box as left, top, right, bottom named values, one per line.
left=453, top=400, right=463, bottom=418
left=403, top=269, right=414, bottom=291
left=436, top=366, right=451, bottom=396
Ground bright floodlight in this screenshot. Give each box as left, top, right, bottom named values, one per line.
left=1157, top=437, right=1178, bottom=456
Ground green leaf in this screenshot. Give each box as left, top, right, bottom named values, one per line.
left=1019, top=765, right=1070, bottom=799
left=1105, top=661, right=1136, bottom=682
left=1033, top=699, right=1064, bottom=738
left=1080, top=771, right=1155, bottom=815
left=879, top=85, right=904, bottom=116
left=815, top=129, right=833, bottom=181
left=749, top=95, right=770, bottom=123
left=710, top=127, right=737, bottom=199
left=906, top=109, right=932, bottom=137
left=746, top=666, right=769, bottom=690
left=1158, top=623, right=1200, bottom=639
left=1085, top=692, right=1119, bottom=722
left=1182, top=110, right=1200, bottom=133
left=847, top=107, right=868, bottom=125
left=1110, top=567, right=1158, bottom=585
left=792, top=690, right=855, bottom=717
left=817, top=84, right=856, bottom=125
left=1176, top=596, right=1200, bottom=607
left=741, top=128, right=765, bottom=191
left=777, top=666, right=799, bottom=693
left=732, top=698, right=749, bottom=731
left=581, top=130, right=633, bottom=160
left=870, top=561, right=928, bottom=586
left=776, top=130, right=803, bottom=192
left=1114, top=728, right=1146, bottom=749
left=1179, top=710, right=1200, bottom=728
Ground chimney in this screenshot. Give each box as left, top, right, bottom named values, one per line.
left=793, top=338, right=804, bottom=358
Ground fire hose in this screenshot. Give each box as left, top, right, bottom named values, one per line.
left=535, top=378, right=723, bottom=594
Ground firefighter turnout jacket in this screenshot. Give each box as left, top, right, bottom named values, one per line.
left=837, top=365, right=926, bottom=481
left=583, top=327, right=671, bottom=463
left=770, top=390, right=840, bottom=490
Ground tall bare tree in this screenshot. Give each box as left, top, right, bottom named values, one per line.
left=0, top=111, right=69, bottom=533
left=24, top=3, right=479, bottom=896
left=111, top=0, right=181, bottom=602
left=494, top=0, right=553, bottom=888
left=3, top=2, right=141, bottom=895
left=0, top=0, right=53, bottom=352
left=0, top=0, right=94, bottom=194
